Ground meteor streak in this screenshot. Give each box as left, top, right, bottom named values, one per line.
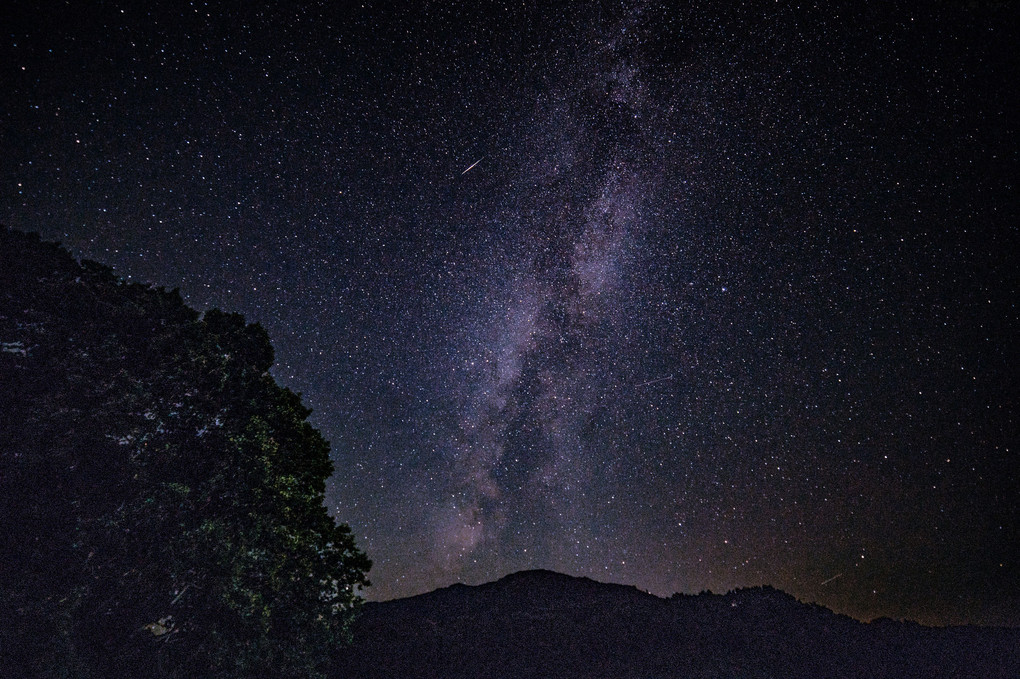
left=461, top=158, right=483, bottom=174
left=635, top=374, right=674, bottom=388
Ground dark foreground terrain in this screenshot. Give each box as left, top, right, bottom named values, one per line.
left=334, top=570, right=1019, bottom=679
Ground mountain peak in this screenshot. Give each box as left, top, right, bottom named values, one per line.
left=335, top=570, right=1019, bottom=679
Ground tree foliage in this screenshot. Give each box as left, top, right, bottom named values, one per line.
left=0, top=228, right=370, bottom=678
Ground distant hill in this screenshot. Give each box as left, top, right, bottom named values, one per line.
left=333, top=569, right=1019, bottom=679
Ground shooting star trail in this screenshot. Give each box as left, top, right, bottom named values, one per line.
left=635, top=374, right=674, bottom=388
left=461, top=158, right=483, bottom=175
left=821, top=573, right=843, bottom=585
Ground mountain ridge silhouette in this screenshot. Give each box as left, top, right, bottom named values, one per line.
left=333, top=569, right=1019, bottom=678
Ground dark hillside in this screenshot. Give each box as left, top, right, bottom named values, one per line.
left=335, top=570, right=1020, bottom=679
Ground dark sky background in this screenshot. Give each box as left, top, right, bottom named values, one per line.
left=2, top=1, right=1017, bottom=627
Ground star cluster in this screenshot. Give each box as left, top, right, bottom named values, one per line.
left=2, top=2, right=1016, bottom=626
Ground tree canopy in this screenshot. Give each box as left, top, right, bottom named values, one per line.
left=0, top=228, right=370, bottom=678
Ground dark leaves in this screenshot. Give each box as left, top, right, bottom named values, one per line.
left=0, top=228, right=370, bottom=678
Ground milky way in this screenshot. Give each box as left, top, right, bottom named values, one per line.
left=2, top=2, right=1016, bottom=626
left=433, top=20, right=657, bottom=571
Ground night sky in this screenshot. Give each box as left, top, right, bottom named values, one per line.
left=2, top=2, right=1017, bottom=627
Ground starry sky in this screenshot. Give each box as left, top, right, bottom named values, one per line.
left=2, top=1, right=1017, bottom=627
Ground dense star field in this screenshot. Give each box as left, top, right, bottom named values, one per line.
left=2, top=2, right=1016, bottom=626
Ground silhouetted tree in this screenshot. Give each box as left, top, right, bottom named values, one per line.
left=0, top=228, right=370, bottom=678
